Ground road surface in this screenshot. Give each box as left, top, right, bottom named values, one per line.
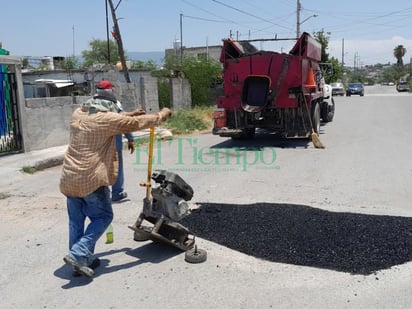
left=1, top=84, right=411, bottom=308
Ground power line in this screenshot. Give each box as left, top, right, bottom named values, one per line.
left=212, top=0, right=292, bottom=31
left=183, top=14, right=227, bottom=23
left=181, top=0, right=242, bottom=28
left=181, top=0, right=293, bottom=39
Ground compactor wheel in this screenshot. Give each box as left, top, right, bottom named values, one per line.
left=133, top=227, right=151, bottom=241
left=185, top=245, right=207, bottom=263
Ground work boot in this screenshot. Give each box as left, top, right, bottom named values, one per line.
left=63, top=255, right=94, bottom=278
left=112, top=191, right=127, bottom=202
left=71, top=258, right=101, bottom=277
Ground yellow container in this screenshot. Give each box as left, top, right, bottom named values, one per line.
left=105, top=224, right=113, bottom=244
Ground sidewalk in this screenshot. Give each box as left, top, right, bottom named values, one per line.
left=0, top=128, right=171, bottom=186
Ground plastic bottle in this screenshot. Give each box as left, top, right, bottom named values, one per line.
left=105, top=224, right=114, bottom=244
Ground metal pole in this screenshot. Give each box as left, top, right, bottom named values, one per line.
left=180, top=13, right=183, bottom=67
left=72, top=25, right=75, bottom=57
left=354, top=52, right=357, bottom=70
left=296, top=0, right=301, bottom=38
left=105, top=0, right=111, bottom=63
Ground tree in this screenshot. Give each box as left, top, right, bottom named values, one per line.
left=381, top=65, right=399, bottom=83
left=163, top=53, right=221, bottom=106
left=326, top=57, right=344, bottom=84
left=22, top=58, right=30, bottom=69
left=393, top=45, right=406, bottom=66
left=60, top=56, right=81, bottom=70
left=312, top=29, right=330, bottom=62
left=81, top=39, right=121, bottom=68
left=312, top=29, right=343, bottom=84
left=131, top=59, right=157, bottom=70
left=181, top=57, right=222, bottom=106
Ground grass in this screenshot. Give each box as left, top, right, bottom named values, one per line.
left=0, top=192, right=11, bottom=200
left=21, top=166, right=37, bottom=174
left=165, top=106, right=214, bottom=135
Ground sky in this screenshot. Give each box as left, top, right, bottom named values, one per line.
left=1, top=0, right=412, bottom=66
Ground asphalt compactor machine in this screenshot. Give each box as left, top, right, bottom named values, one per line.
left=128, top=128, right=206, bottom=263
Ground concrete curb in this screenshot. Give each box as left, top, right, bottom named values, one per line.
left=0, top=128, right=174, bottom=175
left=33, top=154, right=65, bottom=171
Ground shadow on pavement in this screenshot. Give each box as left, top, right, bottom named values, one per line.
left=181, top=202, right=412, bottom=275
left=55, top=243, right=182, bottom=288
left=211, top=130, right=311, bottom=150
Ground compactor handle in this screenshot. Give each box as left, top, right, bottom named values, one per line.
left=139, top=127, right=155, bottom=199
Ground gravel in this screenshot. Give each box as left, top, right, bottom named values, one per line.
left=181, top=202, right=412, bottom=275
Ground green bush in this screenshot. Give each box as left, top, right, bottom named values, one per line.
left=182, top=57, right=222, bottom=106
left=163, top=54, right=222, bottom=106
left=157, top=78, right=171, bottom=108
left=166, top=107, right=213, bottom=134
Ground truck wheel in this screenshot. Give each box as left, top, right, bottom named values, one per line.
left=311, top=102, right=321, bottom=134
left=321, top=99, right=335, bottom=122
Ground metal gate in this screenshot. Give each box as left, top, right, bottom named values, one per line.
left=0, top=66, right=23, bottom=155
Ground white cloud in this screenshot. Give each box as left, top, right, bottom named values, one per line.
left=329, top=36, right=412, bottom=66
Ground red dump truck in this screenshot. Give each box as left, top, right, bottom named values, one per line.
left=213, top=32, right=335, bottom=139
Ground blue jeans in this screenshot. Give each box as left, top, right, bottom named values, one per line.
left=112, top=134, right=124, bottom=198
left=66, top=186, right=113, bottom=265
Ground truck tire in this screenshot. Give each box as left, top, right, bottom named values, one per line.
left=311, top=102, right=321, bottom=134
left=321, top=99, right=335, bottom=122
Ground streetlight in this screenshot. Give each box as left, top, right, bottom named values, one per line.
left=297, top=14, right=318, bottom=38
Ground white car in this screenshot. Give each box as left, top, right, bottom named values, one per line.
left=330, top=82, right=345, bottom=96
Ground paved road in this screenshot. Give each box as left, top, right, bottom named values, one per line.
left=1, top=84, right=412, bottom=308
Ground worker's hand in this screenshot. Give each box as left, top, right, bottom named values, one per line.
left=127, top=140, right=136, bottom=154
left=130, top=108, right=146, bottom=116
left=158, top=108, right=172, bottom=121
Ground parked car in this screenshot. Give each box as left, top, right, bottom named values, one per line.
left=396, top=80, right=410, bottom=92
left=346, top=83, right=364, bottom=96
left=330, top=82, right=345, bottom=96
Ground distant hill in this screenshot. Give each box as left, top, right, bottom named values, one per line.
left=127, top=51, right=164, bottom=65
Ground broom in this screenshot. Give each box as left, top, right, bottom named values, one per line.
left=301, top=92, right=325, bottom=149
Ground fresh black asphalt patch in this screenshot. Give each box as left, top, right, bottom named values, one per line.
left=181, top=203, right=412, bottom=275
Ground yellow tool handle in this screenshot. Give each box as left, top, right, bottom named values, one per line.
left=146, top=127, right=155, bottom=198
left=139, top=127, right=155, bottom=199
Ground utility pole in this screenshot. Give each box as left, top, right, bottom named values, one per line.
left=105, top=0, right=111, bottom=63
left=72, top=25, right=75, bottom=57
left=180, top=13, right=183, bottom=68
left=353, top=52, right=360, bottom=70
left=296, top=0, right=301, bottom=38
left=354, top=52, right=357, bottom=70
left=341, top=38, right=344, bottom=67
left=107, top=0, right=131, bottom=83
left=296, top=1, right=317, bottom=38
